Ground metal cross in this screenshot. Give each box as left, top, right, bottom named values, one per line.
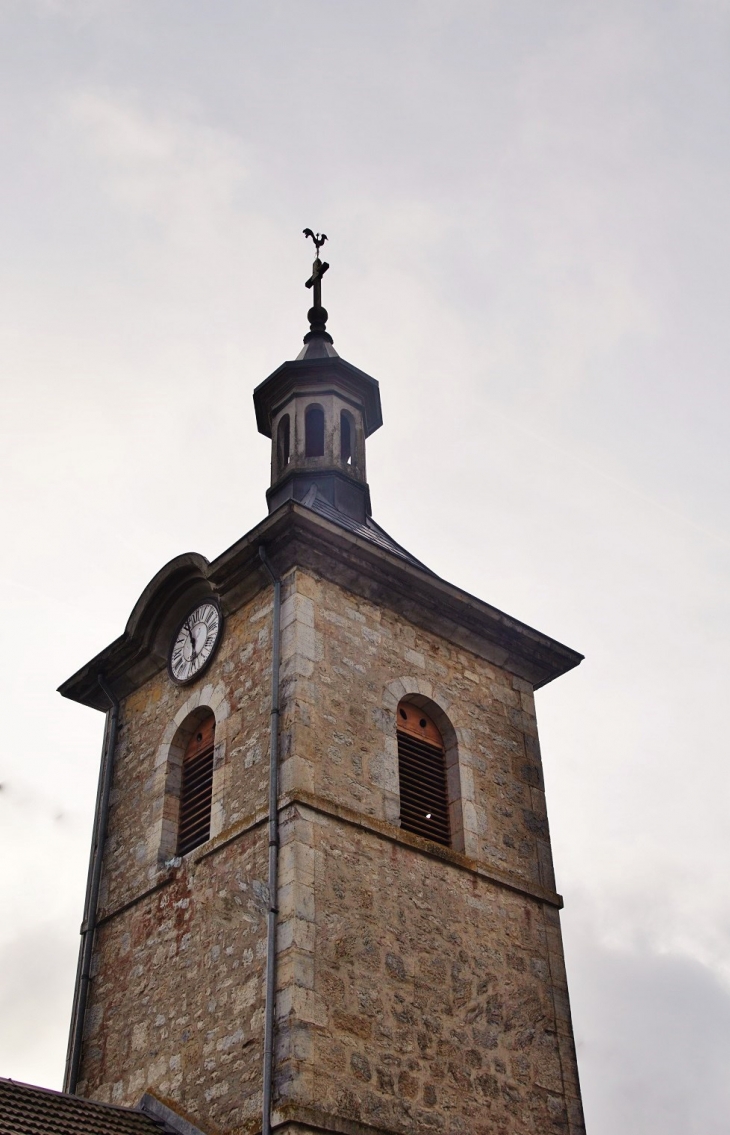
left=303, top=228, right=329, bottom=308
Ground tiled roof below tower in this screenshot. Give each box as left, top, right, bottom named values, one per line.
left=0, top=1078, right=197, bottom=1135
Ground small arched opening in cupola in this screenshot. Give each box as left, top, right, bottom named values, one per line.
left=305, top=404, right=325, bottom=457
left=276, top=413, right=291, bottom=474
left=340, top=410, right=354, bottom=466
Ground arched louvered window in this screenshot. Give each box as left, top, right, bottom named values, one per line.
left=305, top=405, right=325, bottom=457
left=396, top=701, right=451, bottom=847
left=177, top=711, right=215, bottom=856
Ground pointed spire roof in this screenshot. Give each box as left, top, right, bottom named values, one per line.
left=295, top=336, right=339, bottom=361
left=253, top=232, right=382, bottom=438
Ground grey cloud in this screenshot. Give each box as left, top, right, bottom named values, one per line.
left=572, top=942, right=730, bottom=1135
left=0, top=928, right=76, bottom=1090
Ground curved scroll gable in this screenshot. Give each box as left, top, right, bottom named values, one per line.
left=124, top=552, right=213, bottom=649
left=58, top=551, right=215, bottom=711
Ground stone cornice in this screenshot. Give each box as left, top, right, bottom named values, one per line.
left=95, top=790, right=562, bottom=930
left=58, top=501, right=582, bottom=710
left=283, top=790, right=564, bottom=909
left=271, top=1103, right=397, bottom=1135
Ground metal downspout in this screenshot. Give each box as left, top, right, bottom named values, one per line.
left=259, top=546, right=281, bottom=1135
left=63, top=674, right=119, bottom=1094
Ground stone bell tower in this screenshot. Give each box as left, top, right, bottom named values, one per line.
left=59, top=234, right=586, bottom=1135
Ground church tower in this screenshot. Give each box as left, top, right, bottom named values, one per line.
left=60, top=235, right=586, bottom=1135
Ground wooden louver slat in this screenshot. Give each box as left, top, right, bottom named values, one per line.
left=177, top=721, right=215, bottom=857
left=397, top=721, right=451, bottom=847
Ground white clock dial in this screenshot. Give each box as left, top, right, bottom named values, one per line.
left=169, top=601, right=222, bottom=684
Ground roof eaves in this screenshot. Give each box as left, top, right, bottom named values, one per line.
left=57, top=499, right=583, bottom=708
left=283, top=503, right=583, bottom=688
left=0, top=1077, right=169, bottom=1135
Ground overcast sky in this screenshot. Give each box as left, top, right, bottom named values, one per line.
left=1, top=2, right=729, bottom=1132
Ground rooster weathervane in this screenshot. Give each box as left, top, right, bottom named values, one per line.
left=302, top=228, right=332, bottom=342
left=303, top=228, right=327, bottom=255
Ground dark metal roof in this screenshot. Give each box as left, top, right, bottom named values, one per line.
left=252, top=354, right=383, bottom=438
left=0, top=1079, right=172, bottom=1135
left=303, top=491, right=435, bottom=574
left=295, top=336, right=339, bottom=360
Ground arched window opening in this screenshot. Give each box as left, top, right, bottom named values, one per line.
left=305, top=405, right=325, bottom=457
left=396, top=701, right=451, bottom=846
left=177, top=710, right=215, bottom=856
left=340, top=411, right=353, bottom=465
left=277, top=414, right=291, bottom=472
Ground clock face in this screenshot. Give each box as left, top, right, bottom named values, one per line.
left=169, top=601, right=222, bottom=684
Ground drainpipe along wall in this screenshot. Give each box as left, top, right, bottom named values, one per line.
left=64, top=674, right=120, bottom=1094
left=258, top=546, right=281, bottom=1135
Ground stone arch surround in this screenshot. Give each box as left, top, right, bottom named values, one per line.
left=381, top=676, right=481, bottom=856
left=152, top=681, right=231, bottom=868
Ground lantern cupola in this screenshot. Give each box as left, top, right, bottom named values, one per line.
left=253, top=232, right=382, bottom=522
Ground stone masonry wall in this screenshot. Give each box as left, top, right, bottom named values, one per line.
left=78, top=586, right=278, bottom=1130
left=273, top=803, right=581, bottom=1135
left=96, top=586, right=274, bottom=916
left=279, top=568, right=556, bottom=893
left=81, top=829, right=268, bottom=1131
left=272, top=567, right=584, bottom=1135
left=77, top=562, right=583, bottom=1135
